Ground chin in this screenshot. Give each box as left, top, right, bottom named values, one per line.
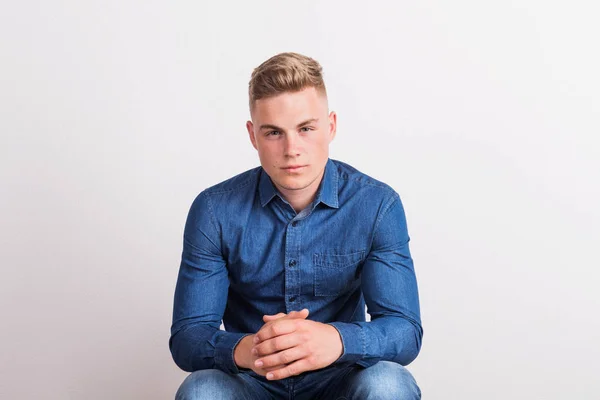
left=275, top=176, right=311, bottom=191
left=277, top=180, right=307, bottom=191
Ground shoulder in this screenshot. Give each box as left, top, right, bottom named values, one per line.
left=331, top=159, right=399, bottom=203
left=332, top=160, right=409, bottom=234
left=189, top=166, right=261, bottom=211
left=202, top=166, right=261, bottom=195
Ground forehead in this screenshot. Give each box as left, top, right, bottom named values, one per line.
left=252, top=87, right=327, bottom=123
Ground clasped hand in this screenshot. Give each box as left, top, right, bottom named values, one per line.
left=251, top=308, right=343, bottom=380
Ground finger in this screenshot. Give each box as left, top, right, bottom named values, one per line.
left=290, top=308, right=309, bottom=319
left=253, top=331, right=304, bottom=357
left=254, top=308, right=309, bottom=344
left=255, top=345, right=307, bottom=369
left=263, top=313, right=286, bottom=322
left=266, top=358, right=313, bottom=380
left=254, top=319, right=301, bottom=344
left=263, top=308, right=309, bottom=323
left=262, top=364, right=286, bottom=373
left=255, top=363, right=288, bottom=379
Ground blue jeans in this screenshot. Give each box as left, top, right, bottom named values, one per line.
left=175, top=361, right=421, bottom=399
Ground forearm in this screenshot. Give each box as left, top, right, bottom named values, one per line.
left=328, top=314, right=423, bottom=368
left=169, top=322, right=251, bottom=373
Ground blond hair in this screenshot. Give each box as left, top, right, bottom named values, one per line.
left=248, top=52, right=327, bottom=112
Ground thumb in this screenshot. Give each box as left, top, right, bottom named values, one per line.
left=287, top=308, right=310, bottom=319
left=262, top=312, right=286, bottom=322
left=262, top=308, right=309, bottom=322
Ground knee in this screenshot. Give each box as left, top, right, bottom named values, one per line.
left=353, top=361, right=421, bottom=400
left=175, top=369, right=236, bottom=400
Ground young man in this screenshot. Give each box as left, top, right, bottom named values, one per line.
left=170, top=52, right=423, bottom=399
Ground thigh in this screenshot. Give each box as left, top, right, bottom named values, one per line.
left=175, top=369, right=273, bottom=400
left=316, top=361, right=421, bottom=400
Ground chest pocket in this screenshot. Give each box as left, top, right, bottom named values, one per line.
left=313, top=250, right=365, bottom=297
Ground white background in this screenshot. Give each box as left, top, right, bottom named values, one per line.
left=1, top=1, right=599, bottom=399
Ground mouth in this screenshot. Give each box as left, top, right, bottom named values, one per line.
left=282, top=165, right=307, bottom=172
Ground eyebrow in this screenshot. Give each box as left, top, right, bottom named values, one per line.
left=259, top=118, right=319, bottom=131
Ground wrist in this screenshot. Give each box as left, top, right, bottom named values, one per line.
left=234, top=334, right=255, bottom=369
left=326, top=323, right=344, bottom=361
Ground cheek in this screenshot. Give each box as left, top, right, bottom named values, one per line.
left=257, top=149, right=280, bottom=168
left=316, top=132, right=331, bottom=145
left=313, top=138, right=330, bottom=154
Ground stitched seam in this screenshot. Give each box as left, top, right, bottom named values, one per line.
left=204, top=169, right=259, bottom=195
left=373, top=193, right=400, bottom=238
left=204, top=193, right=222, bottom=248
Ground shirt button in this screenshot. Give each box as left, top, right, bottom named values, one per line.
left=289, top=260, right=297, bottom=267
left=292, top=221, right=298, bottom=227
left=289, top=296, right=296, bottom=302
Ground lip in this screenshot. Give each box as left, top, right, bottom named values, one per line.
left=282, top=165, right=307, bottom=171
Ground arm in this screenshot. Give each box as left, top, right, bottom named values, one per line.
left=169, top=192, right=250, bottom=373
left=327, top=192, right=423, bottom=368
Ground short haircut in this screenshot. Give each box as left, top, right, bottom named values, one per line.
left=248, top=52, right=327, bottom=113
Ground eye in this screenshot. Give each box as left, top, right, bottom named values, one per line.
left=300, top=127, right=313, bottom=132
left=266, top=130, right=281, bottom=136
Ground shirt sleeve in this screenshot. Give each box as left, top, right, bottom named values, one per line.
left=169, top=191, right=250, bottom=374
left=327, top=192, right=423, bottom=368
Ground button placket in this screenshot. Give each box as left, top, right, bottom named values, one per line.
left=284, top=218, right=301, bottom=312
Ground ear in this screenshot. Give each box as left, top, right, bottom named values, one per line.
left=246, top=120, right=258, bottom=150
left=328, top=111, right=337, bottom=143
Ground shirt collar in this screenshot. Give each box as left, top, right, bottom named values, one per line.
left=258, top=158, right=339, bottom=209
left=258, top=168, right=278, bottom=207
left=314, top=158, right=339, bottom=209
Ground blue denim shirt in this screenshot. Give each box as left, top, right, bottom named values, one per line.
left=170, top=158, right=423, bottom=374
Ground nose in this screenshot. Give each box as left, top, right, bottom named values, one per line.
left=284, top=132, right=301, bottom=157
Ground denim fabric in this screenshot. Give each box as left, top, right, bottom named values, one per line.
left=170, top=158, right=423, bottom=376
left=175, top=361, right=421, bottom=400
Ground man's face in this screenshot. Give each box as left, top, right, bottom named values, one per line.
left=246, top=86, right=337, bottom=197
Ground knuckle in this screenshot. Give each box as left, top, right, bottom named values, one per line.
left=261, top=357, right=272, bottom=367
left=302, top=343, right=312, bottom=356
left=280, top=352, right=292, bottom=364
left=272, top=324, right=281, bottom=335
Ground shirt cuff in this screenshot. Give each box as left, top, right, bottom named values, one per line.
left=327, top=321, right=382, bottom=368
left=211, top=331, right=252, bottom=374
left=327, top=322, right=365, bottom=365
